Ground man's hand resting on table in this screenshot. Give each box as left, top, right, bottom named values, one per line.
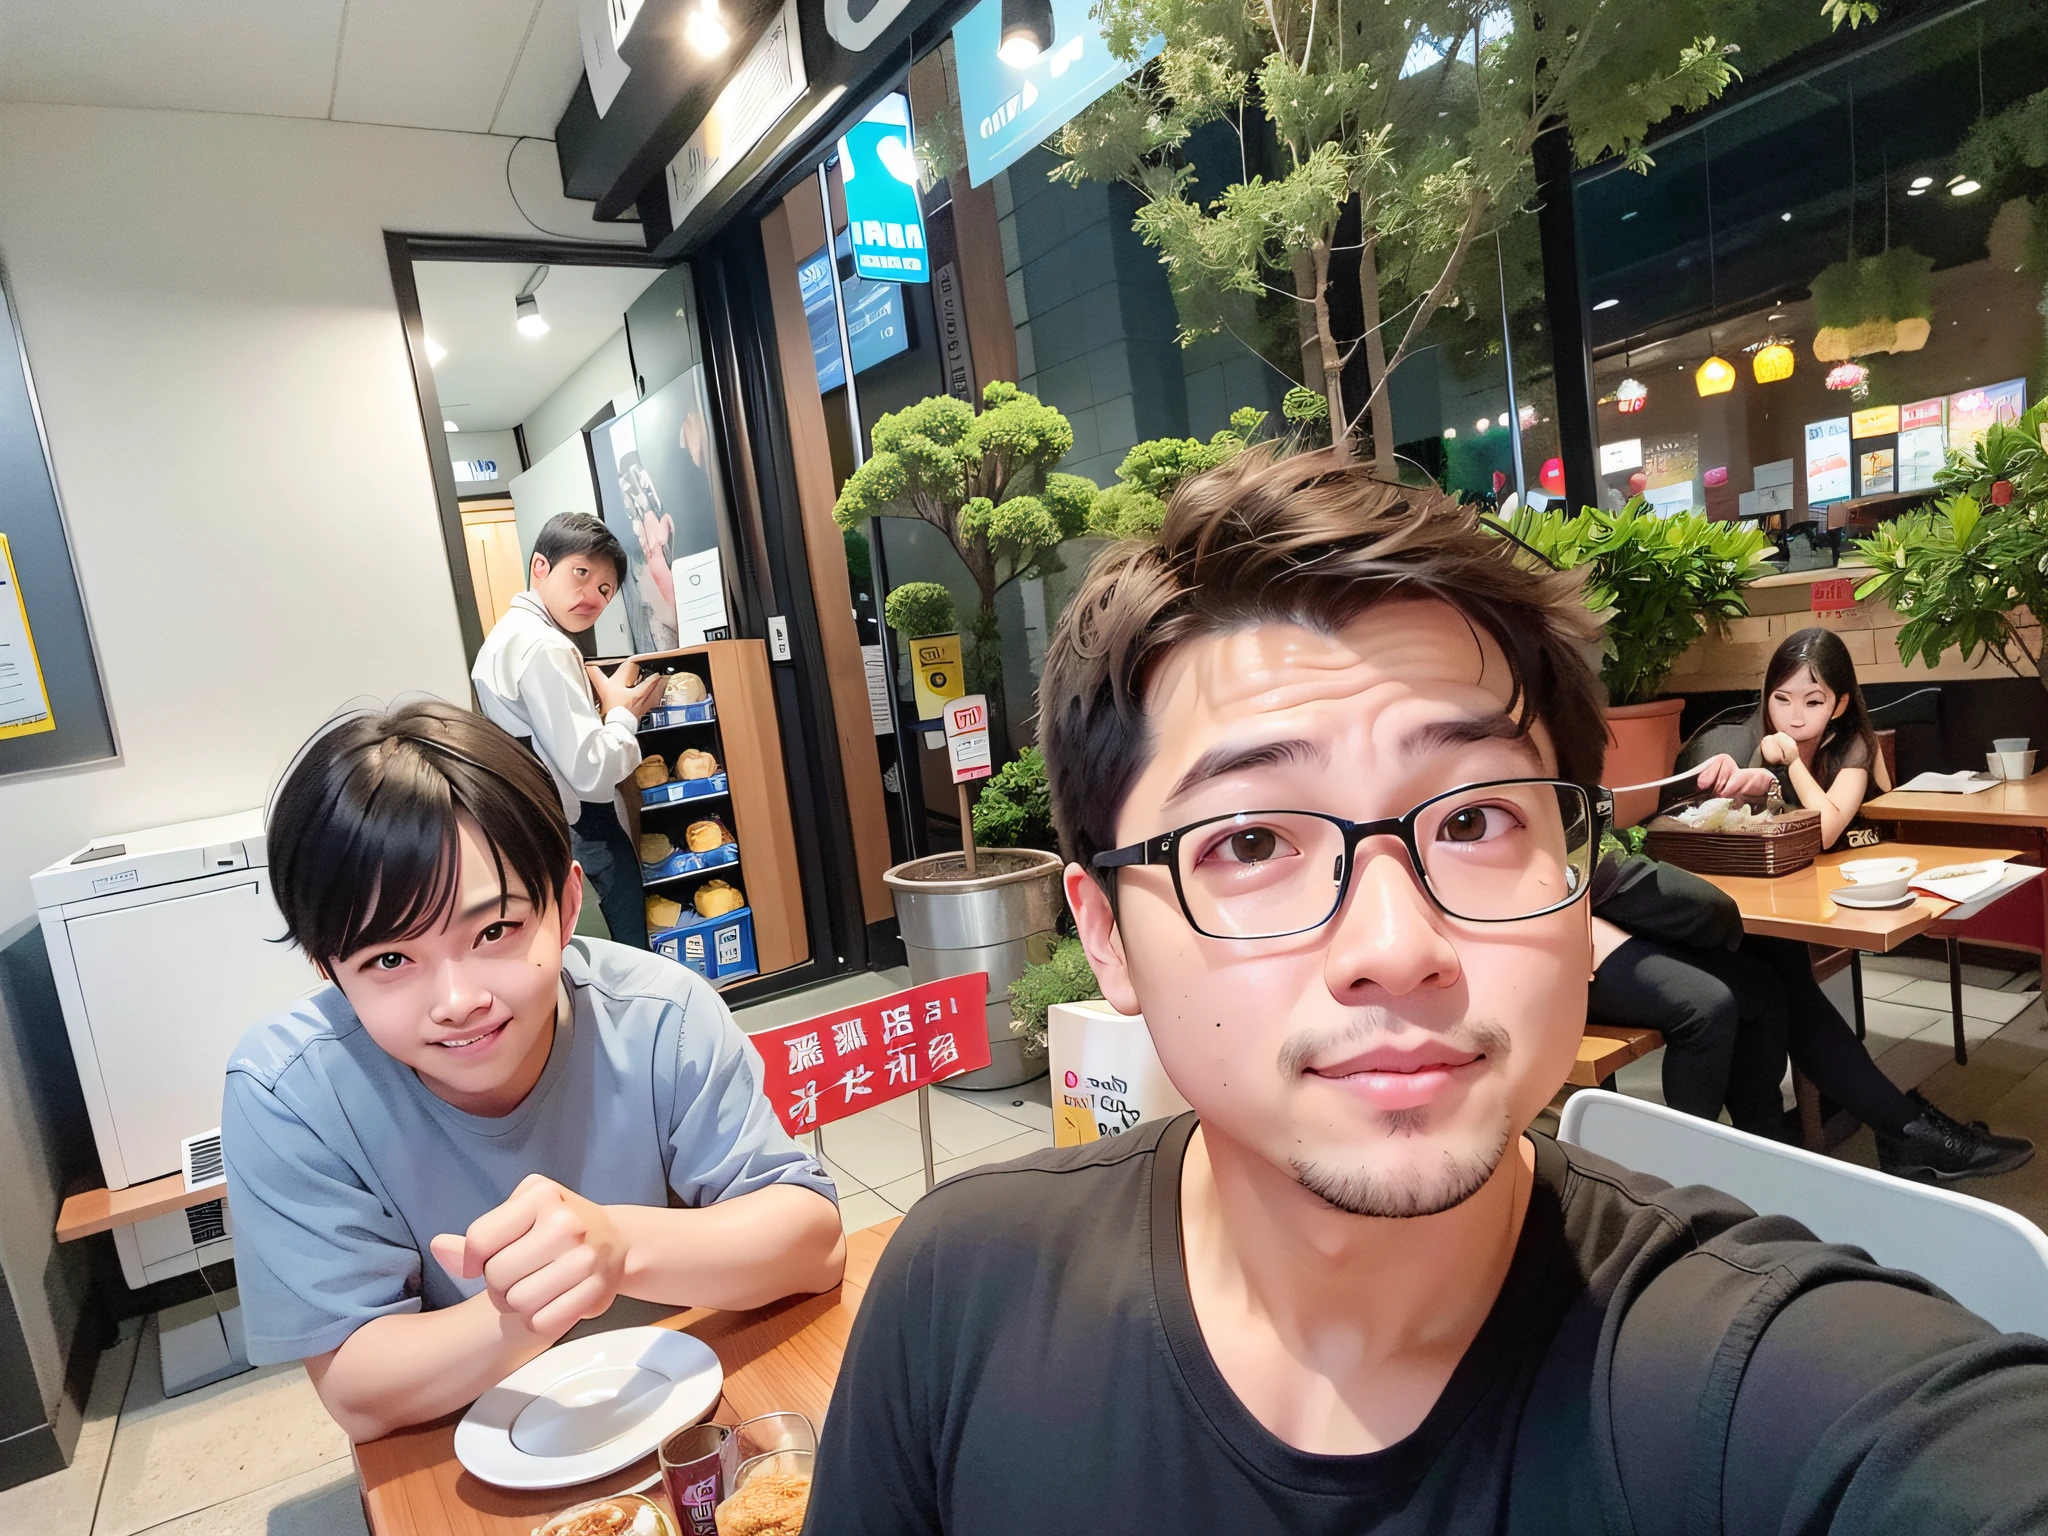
left=430, top=1175, right=626, bottom=1338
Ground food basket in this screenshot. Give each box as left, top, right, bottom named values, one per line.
left=1641, top=806, right=1824, bottom=878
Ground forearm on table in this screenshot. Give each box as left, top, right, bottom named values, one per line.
left=306, top=1292, right=563, bottom=1442
left=613, top=1184, right=846, bottom=1312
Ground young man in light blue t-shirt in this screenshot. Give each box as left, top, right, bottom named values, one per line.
left=222, top=701, right=843, bottom=1441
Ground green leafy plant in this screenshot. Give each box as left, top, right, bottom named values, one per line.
left=1008, top=935, right=1103, bottom=1052
left=1048, top=0, right=1860, bottom=471
left=834, top=383, right=1095, bottom=709
left=882, top=581, right=958, bottom=640
left=1853, top=401, right=2048, bottom=689
left=1809, top=247, right=1935, bottom=360
left=1086, top=407, right=1268, bottom=539
left=971, top=747, right=1058, bottom=851
left=1499, top=500, right=1775, bottom=706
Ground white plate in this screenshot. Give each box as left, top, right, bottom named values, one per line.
left=1829, top=888, right=1916, bottom=910
left=455, top=1327, right=722, bottom=1490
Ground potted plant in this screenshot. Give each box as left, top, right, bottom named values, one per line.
left=1809, top=247, right=1936, bottom=361
left=1852, top=401, right=2048, bottom=688
left=1500, top=499, right=1775, bottom=825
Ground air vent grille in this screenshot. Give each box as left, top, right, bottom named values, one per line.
left=186, top=1199, right=226, bottom=1246
left=182, top=1129, right=225, bottom=1192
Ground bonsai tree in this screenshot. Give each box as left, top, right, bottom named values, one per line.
left=1087, top=406, right=1268, bottom=539
left=1853, top=401, right=2048, bottom=692
left=1045, top=0, right=1861, bottom=471
left=1499, top=499, right=1774, bottom=705
left=882, top=580, right=958, bottom=641
left=971, top=747, right=1059, bottom=851
left=834, top=383, right=1096, bottom=702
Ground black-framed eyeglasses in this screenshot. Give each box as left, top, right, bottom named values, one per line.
left=1090, top=779, right=1607, bottom=940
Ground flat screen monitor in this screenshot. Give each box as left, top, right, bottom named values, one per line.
left=800, top=234, right=909, bottom=392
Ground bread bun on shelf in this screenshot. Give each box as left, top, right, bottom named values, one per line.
left=684, top=818, right=731, bottom=853
left=693, top=879, right=744, bottom=918
left=645, top=894, right=684, bottom=930
left=676, top=748, right=721, bottom=780
left=638, top=832, right=676, bottom=864
left=663, top=672, right=709, bottom=705
left=633, top=753, right=671, bottom=788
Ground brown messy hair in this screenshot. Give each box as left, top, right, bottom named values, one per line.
left=1038, top=447, right=1606, bottom=876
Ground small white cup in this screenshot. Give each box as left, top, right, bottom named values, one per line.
left=1989, top=750, right=2039, bottom=781
left=1838, top=857, right=1918, bottom=901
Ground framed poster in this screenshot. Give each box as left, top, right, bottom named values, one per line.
left=1858, top=447, right=1896, bottom=496
left=1948, top=378, right=2027, bottom=454
left=1642, top=434, right=1699, bottom=516
left=0, top=266, right=115, bottom=778
left=1805, top=417, right=1852, bottom=506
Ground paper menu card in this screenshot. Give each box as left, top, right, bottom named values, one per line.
left=1911, top=861, right=2045, bottom=921
left=1893, top=771, right=2000, bottom=794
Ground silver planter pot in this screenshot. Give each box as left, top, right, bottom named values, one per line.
left=884, top=848, right=1063, bottom=1090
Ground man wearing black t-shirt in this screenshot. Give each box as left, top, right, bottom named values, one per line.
left=808, top=449, right=2048, bottom=1534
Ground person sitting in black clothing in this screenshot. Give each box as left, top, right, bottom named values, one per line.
left=1672, top=626, right=2032, bottom=1182
left=805, top=450, right=2048, bottom=1536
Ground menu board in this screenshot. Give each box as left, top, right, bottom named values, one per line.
left=1852, top=404, right=1901, bottom=438
left=1949, top=378, right=2028, bottom=453
left=1805, top=417, right=1852, bottom=506
left=1858, top=447, right=1896, bottom=496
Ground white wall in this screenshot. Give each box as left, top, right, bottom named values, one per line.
left=0, top=102, right=641, bottom=932
left=521, top=325, right=637, bottom=462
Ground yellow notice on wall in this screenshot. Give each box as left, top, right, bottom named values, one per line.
left=909, top=632, right=965, bottom=723
left=0, top=534, right=56, bottom=741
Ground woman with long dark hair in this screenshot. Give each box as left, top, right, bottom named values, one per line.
left=1680, top=628, right=2031, bottom=1181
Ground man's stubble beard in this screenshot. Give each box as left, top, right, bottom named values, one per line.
left=1281, top=1012, right=1516, bottom=1219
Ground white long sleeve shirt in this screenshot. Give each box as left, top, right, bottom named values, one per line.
left=471, top=592, right=641, bottom=826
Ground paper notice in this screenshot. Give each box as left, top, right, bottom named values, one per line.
left=861, top=643, right=893, bottom=735
left=670, top=547, right=731, bottom=645
left=0, top=535, right=55, bottom=741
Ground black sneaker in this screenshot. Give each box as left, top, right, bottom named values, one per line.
left=1875, top=1092, right=2035, bottom=1183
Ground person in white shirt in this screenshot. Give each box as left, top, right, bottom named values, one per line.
left=473, top=513, right=663, bottom=947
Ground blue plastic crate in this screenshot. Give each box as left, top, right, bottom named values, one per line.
left=641, top=771, right=729, bottom=807
left=652, top=905, right=757, bottom=984
left=640, top=840, right=740, bottom=883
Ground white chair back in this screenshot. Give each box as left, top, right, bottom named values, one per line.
left=1558, top=1090, right=2048, bottom=1336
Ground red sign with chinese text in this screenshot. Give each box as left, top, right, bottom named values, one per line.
left=752, top=973, right=991, bottom=1134
left=1810, top=577, right=1856, bottom=612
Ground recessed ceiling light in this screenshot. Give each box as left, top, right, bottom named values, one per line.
left=1907, top=187, right=1925, bottom=196
left=999, top=0, right=1053, bottom=66
left=443, top=420, right=459, bottom=432
left=1476, top=417, right=1490, bottom=432
left=1910, top=175, right=1933, bottom=189
left=1768, top=312, right=1786, bottom=321
left=1780, top=211, right=1792, bottom=222
left=1443, top=426, right=1458, bottom=439
left=1951, top=179, right=1981, bottom=197
left=1621, top=210, right=1638, bottom=221
left=515, top=292, right=548, bottom=337
left=684, top=0, right=730, bottom=56
left=1593, top=297, right=1620, bottom=311
left=1497, top=413, right=1510, bottom=428
left=426, top=335, right=447, bottom=365
left=1947, top=174, right=1965, bottom=186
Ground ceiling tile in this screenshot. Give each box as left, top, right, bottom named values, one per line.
left=492, top=0, right=585, bottom=139
left=0, top=1, right=346, bottom=118
left=329, top=0, right=541, bottom=133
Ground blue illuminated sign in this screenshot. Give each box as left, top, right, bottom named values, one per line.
left=953, top=0, right=1161, bottom=187
left=838, top=94, right=929, bottom=284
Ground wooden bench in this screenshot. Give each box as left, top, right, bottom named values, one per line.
left=1571, top=1026, right=1663, bottom=1090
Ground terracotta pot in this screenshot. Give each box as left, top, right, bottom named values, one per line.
left=1605, top=697, right=1687, bottom=829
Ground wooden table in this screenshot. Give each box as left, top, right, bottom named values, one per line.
left=1694, top=841, right=2020, bottom=1068
left=353, top=1219, right=902, bottom=1536
left=1868, top=774, right=2048, bottom=960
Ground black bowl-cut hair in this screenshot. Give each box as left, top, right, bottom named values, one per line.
left=267, top=700, right=571, bottom=972
left=534, top=512, right=628, bottom=587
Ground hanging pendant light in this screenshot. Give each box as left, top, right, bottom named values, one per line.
left=1615, top=360, right=1647, bottom=414
left=1696, top=354, right=1736, bottom=395
left=1825, top=361, right=1870, bottom=391
left=1752, top=340, right=1795, bottom=383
